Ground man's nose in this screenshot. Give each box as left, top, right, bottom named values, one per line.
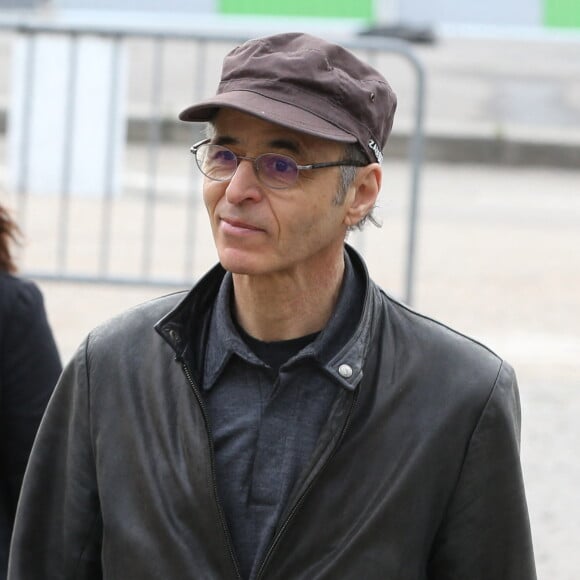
left=224, top=159, right=263, bottom=204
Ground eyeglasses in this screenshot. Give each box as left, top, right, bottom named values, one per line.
left=190, top=138, right=368, bottom=190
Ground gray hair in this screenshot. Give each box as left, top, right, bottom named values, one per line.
left=335, top=143, right=381, bottom=231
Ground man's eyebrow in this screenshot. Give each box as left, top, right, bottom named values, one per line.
left=267, top=139, right=302, bottom=156
left=213, top=135, right=238, bottom=147
left=212, top=135, right=303, bottom=156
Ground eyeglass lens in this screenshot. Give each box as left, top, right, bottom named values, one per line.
left=196, top=144, right=300, bottom=189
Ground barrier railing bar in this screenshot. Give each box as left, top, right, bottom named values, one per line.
left=17, top=271, right=189, bottom=288
left=184, top=38, right=209, bottom=280
left=15, top=32, right=35, bottom=239
left=404, top=57, right=426, bottom=306
left=141, top=36, right=164, bottom=278
left=99, top=34, right=124, bottom=276
left=57, top=32, right=79, bottom=274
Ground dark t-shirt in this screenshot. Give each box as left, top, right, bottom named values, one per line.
left=235, top=323, right=319, bottom=375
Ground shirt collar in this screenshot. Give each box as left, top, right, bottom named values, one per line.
left=203, top=273, right=265, bottom=391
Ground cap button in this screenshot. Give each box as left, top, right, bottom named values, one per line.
left=338, top=364, right=353, bottom=378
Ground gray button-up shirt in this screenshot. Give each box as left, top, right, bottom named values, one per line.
left=201, top=252, right=365, bottom=579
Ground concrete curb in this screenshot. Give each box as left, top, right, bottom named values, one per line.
left=388, top=132, right=580, bottom=169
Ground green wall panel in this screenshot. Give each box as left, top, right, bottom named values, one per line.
left=544, top=0, right=580, bottom=28
left=219, top=0, right=373, bottom=20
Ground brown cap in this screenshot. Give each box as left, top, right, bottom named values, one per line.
left=179, top=32, right=397, bottom=164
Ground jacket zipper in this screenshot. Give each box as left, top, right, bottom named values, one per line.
left=180, top=359, right=243, bottom=580
left=255, top=390, right=360, bottom=580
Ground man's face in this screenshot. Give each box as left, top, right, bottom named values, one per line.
left=202, top=109, right=356, bottom=279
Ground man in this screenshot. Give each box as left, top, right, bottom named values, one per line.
left=9, top=33, right=536, bottom=579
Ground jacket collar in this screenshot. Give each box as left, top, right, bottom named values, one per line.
left=155, top=244, right=380, bottom=391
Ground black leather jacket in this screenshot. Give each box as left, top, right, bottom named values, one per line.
left=8, top=249, right=536, bottom=579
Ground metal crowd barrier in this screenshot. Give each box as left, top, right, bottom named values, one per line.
left=0, top=20, right=425, bottom=304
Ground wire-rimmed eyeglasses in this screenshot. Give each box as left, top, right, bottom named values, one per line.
left=190, top=138, right=368, bottom=190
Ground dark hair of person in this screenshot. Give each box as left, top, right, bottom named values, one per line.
left=0, top=205, right=21, bottom=273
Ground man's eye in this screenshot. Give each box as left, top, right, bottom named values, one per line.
left=274, top=158, right=291, bottom=173
left=214, top=149, right=236, bottom=163
left=263, top=155, right=294, bottom=174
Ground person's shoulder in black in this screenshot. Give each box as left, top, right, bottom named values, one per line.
left=0, top=273, right=62, bottom=578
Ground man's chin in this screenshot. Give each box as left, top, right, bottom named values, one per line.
left=217, top=248, right=268, bottom=276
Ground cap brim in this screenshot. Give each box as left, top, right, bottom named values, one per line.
left=178, top=90, right=357, bottom=144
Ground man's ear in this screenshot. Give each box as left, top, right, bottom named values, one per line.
left=343, top=163, right=382, bottom=228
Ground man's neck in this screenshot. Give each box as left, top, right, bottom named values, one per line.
left=231, top=254, right=345, bottom=342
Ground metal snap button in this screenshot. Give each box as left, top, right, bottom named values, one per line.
left=338, top=364, right=353, bottom=378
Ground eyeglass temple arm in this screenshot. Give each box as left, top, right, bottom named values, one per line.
left=190, top=138, right=211, bottom=153
left=299, top=160, right=369, bottom=170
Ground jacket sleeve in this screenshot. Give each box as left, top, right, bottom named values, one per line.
left=427, top=361, right=537, bottom=580
left=7, top=337, right=103, bottom=580
left=0, top=280, right=61, bottom=577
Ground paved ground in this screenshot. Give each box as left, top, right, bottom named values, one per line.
left=2, top=152, right=578, bottom=578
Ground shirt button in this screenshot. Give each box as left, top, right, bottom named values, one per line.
left=338, top=364, right=353, bottom=378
